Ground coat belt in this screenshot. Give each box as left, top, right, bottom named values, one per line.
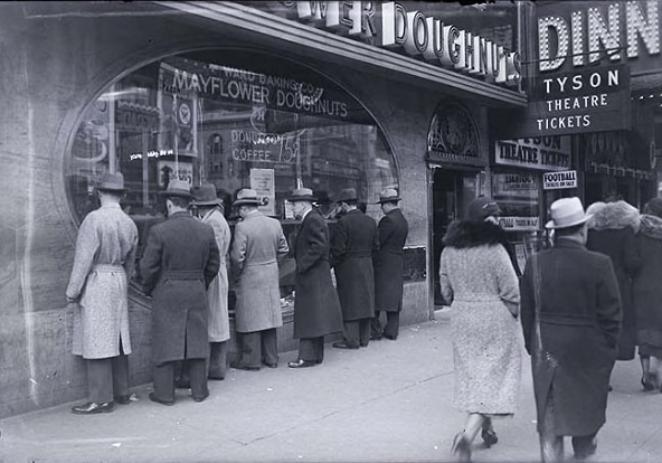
left=93, top=264, right=125, bottom=273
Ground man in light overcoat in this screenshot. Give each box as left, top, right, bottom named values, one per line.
left=191, top=183, right=232, bottom=380
left=230, top=188, right=289, bottom=370
left=287, top=188, right=343, bottom=368
left=371, top=188, right=409, bottom=341
left=66, top=172, right=138, bottom=415
left=520, top=197, right=622, bottom=462
left=331, top=188, right=379, bottom=349
left=140, top=179, right=220, bottom=405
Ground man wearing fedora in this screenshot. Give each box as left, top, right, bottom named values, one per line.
left=191, top=183, right=232, bottom=380
left=140, top=179, right=220, bottom=405
left=66, top=172, right=139, bottom=414
left=230, top=188, right=289, bottom=370
left=520, top=197, right=622, bottom=462
left=371, top=188, right=409, bottom=341
left=330, top=187, right=379, bottom=349
left=287, top=188, right=343, bottom=368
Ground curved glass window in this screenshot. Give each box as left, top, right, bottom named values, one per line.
left=66, top=50, right=399, bottom=308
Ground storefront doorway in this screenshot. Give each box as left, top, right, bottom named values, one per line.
left=431, top=168, right=481, bottom=306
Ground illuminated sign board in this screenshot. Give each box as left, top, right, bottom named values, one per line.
left=272, top=1, right=521, bottom=87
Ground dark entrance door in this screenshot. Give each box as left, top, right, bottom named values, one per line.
left=432, top=168, right=479, bottom=306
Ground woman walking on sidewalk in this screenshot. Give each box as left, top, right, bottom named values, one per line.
left=439, top=198, right=522, bottom=462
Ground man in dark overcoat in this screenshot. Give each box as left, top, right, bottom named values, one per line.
left=371, top=188, right=409, bottom=341
left=140, top=179, right=220, bottom=405
left=287, top=188, right=343, bottom=368
left=520, top=197, right=622, bottom=462
left=331, top=188, right=379, bottom=349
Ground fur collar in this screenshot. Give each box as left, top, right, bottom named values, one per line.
left=443, top=220, right=508, bottom=248
left=589, top=201, right=640, bottom=232
left=639, top=214, right=662, bottom=240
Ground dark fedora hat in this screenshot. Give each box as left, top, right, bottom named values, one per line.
left=191, top=183, right=223, bottom=207
left=96, top=171, right=126, bottom=192
left=288, top=187, right=317, bottom=203
left=337, top=187, right=358, bottom=203
left=376, top=188, right=400, bottom=204
left=158, top=179, right=192, bottom=199
left=232, top=188, right=260, bottom=206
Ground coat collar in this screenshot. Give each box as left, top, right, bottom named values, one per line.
left=242, top=209, right=263, bottom=221
left=201, top=207, right=222, bottom=222
left=553, top=238, right=585, bottom=250
left=168, top=211, right=191, bottom=220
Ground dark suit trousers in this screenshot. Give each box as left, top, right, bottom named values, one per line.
left=238, top=328, right=278, bottom=367
left=153, top=359, right=208, bottom=402
left=371, top=311, right=400, bottom=339
left=87, top=353, right=129, bottom=404
left=299, top=337, right=324, bottom=363
left=343, top=319, right=371, bottom=348
left=539, top=386, right=597, bottom=462
left=208, top=341, right=228, bottom=379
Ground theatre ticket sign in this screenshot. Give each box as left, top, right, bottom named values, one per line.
left=511, top=0, right=660, bottom=136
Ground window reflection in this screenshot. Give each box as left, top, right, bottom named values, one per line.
left=66, top=51, right=398, bottom=310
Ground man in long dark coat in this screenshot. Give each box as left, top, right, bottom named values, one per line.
left=140, top=179, right=220, bottom=405
left=371, top=188, right=409, bottom=341
left=287, top=188, right=343, bottom=368
left=520, top=197, right=621, bottom=462
left=331, top=188, right=379, bottom=349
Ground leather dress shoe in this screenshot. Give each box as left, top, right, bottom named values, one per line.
left=148, top=392, right=175, bottom=406
left=71, top=401, right=114, bottom=415
left=383, top=334, right=398, bottom=340
left=208, top=374, right=225, bottom=381
left=574, top=438, right=597, bottom=460
left=192, top=392, right=209, bottom=403
left=332, top=341, right=359, bottom=350
left=262, top=361, right=278, bottom=369
left=288, top=359, right=317, bottom=368
left=230, top=361, right=260, bottom=371
left=370, top=333, right=383, bottom=341
left=114, top=394, right=131, bottom=405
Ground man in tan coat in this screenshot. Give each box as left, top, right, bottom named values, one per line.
left=192, top=183, right=232, bottom=380
left=66, top=172, right=138, bottom=415
left=230, top=188, right=289, bottom=370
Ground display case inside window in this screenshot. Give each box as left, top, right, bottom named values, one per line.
left=66, top=50, right=399, bottom=312
left=491, top=170, right=541, bottom=271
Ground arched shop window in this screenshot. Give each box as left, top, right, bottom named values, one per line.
left=65, top=50, right=399, bottom=308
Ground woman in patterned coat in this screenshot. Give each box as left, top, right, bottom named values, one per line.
left=439, top=197, right=521, bottom=462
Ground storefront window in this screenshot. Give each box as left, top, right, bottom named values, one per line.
left=66, top=50, right=398, bottom=307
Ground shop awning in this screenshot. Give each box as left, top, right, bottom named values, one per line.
left=155, top=1, right=527, bottom=108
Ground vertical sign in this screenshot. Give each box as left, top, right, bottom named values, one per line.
left=249, top=168, right=276, bottom=217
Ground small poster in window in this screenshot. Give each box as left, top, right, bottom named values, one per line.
left=157, top=161, right=193, bottom=188
left=249, top=168, right=276, bottom=217
left=284, top=199, right=295, bottom=220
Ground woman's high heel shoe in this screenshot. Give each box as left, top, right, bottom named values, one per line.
left=642, top=373, right=657, bottom=391
left=451, top=432, right=472, bottom=462
left=481, top=427, right=498, bottom=448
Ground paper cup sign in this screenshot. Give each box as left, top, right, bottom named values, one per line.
left=543, top=170, right=577, bottom=190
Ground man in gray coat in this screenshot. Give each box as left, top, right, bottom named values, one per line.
left=230, top=188, right=289, bottom=370
left=66, top=172, right=138, bottom=415
left=331, top=188, right=379, bottom=349
left=520, top=197, right=622, bottom=462
left=140, top=179, right=220, bottom=405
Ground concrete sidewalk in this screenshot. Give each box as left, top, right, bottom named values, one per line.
left=0, top=318, right=660, bottom=463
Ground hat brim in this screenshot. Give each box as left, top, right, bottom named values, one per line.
left=97, top=186, right=126, bottom=193
left=376, top=197, right=400, bottom=204
left=158, top=190, right=192, bottom=199
left=288, top=195, right=317, bottom=202
left=192, top=199, right=224, bottom=207
left=233, top=199, right=260, bottom=206
left=545, top=214, right=592, bottom=229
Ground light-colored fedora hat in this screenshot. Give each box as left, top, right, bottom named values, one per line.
left=159, top=179, right=192, bottom=198
left=191, top=183, right=223, bottom=207
left=96, top=171, right=126, bottom=192
left=337, top=187, right=358, bottom=203
left=288, top=187, right=317, bottom=203
left=232, top=188, right=260, bottom=207
left=545, top=197, right=592, bottom=229
left=376, top=188, right=401, bottom=204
